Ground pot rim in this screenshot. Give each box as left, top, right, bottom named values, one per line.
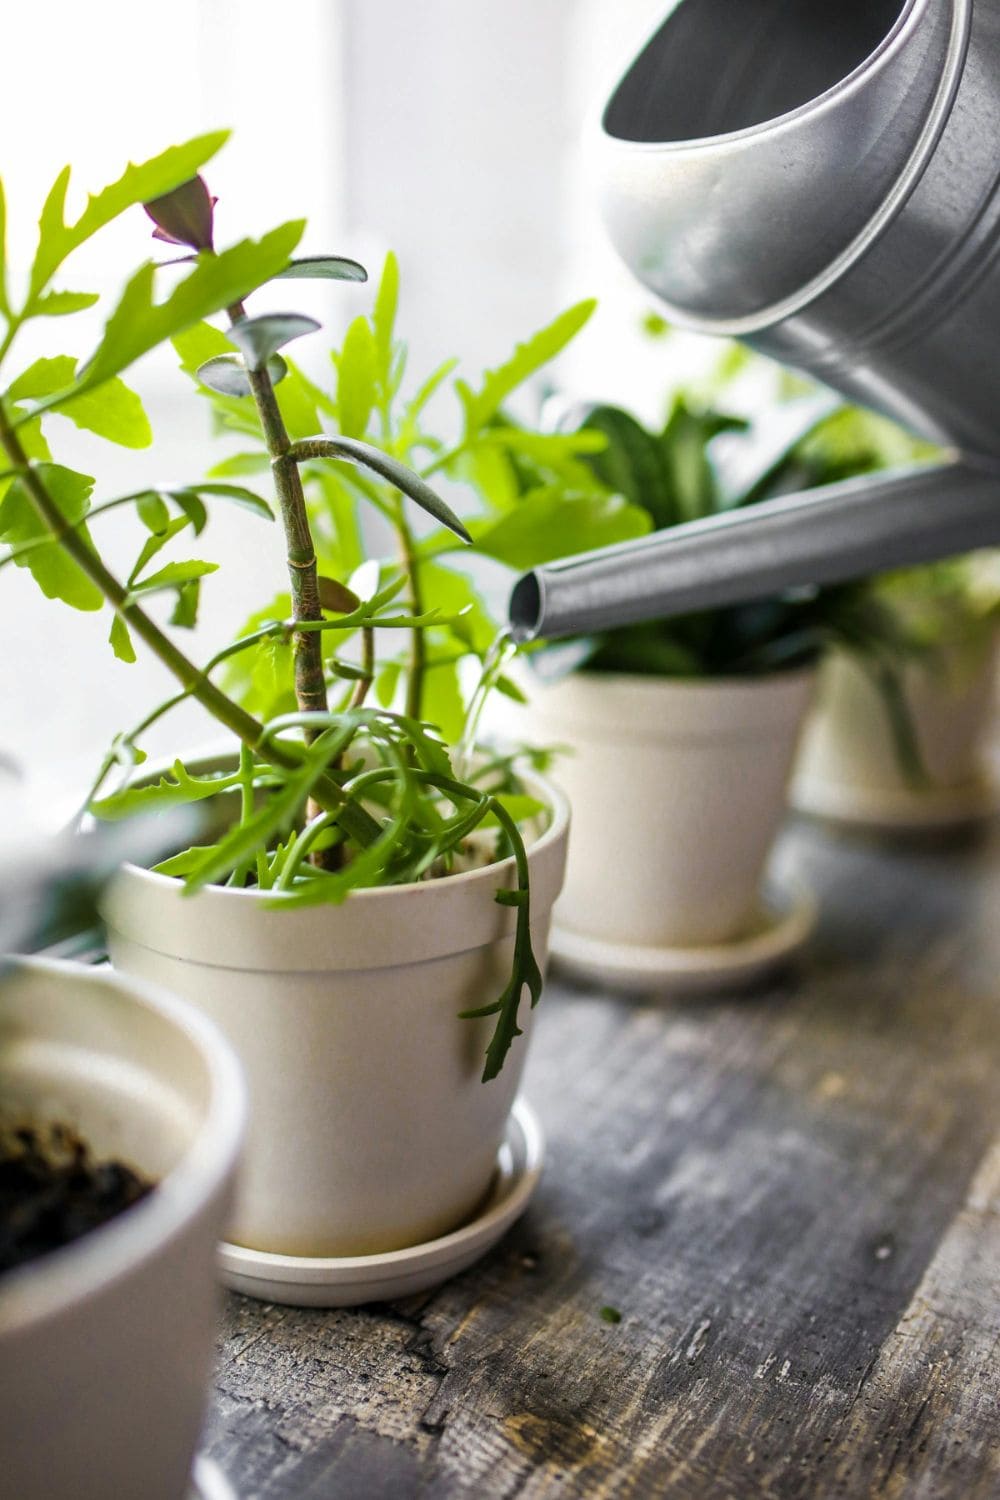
left=113, top=751, right=571, bottom=910
left=0, top=957, right=246, bottom=1336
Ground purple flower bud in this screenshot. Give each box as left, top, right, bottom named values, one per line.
left=143, top=176, right=216, bottom=252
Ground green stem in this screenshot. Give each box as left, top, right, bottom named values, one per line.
left=227, top=299, right=328, bottom=725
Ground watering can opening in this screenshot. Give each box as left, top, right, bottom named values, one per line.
left=595, top=0, right=964, bottom=330
left=604, top=0, right=910, bottom=146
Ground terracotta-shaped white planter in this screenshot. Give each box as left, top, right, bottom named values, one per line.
left=793, top=636, right=999, bottom=826
left=0, top=957, right=245, bottom=1500
left=523, top=668, right=816, bottom=949
left=102, top=761, right=569, bottom=1259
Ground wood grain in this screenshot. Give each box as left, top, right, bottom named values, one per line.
left=205, top=818, right=1000, bottom=1498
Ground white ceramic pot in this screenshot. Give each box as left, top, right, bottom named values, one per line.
left=793, top=636, right=1000, bottom=826
left=102, top=761, right=569, bottom=1259
left=0, top=957, right=245, bottom=1500
left=523, top=668, right=816, bottom=949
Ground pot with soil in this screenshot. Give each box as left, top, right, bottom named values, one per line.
left=101, top=749, right=568, bottom=1262
left=0, top=956, right=245, bottom=1500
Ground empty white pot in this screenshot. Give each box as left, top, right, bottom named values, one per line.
left=102, top=761, right=569, bottom=1259
left=0, top=957, right=245, bottom=1500
left=793, top=636, right=999, bottom=823
left=523, top=668, right=815, bottom=949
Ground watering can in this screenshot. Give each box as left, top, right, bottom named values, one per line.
left=509, top=0, right=1000, bottom=641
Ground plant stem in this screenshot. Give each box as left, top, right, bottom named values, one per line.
left=0, top=402, right=379, bottom=848
left=227, top=300, right=328, bottom=725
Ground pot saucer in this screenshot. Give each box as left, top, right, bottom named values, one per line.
left=217, top=1099, right=543, bottom=1307
left=550, top=878, right=816, bottom=996
left=793, top=755, right=1000, bottom=831
left=187, top=1456, right=237, bottom=1500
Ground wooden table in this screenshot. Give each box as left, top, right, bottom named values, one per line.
left=204, top=816, right=1000, bottom=1499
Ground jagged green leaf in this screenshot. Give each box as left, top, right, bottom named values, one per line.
left=0, top=463, right=102, bottom=609
left=67, top=220, right=305, bottom=395
left=456, top=300, right=596, bottom=436
left=28, top=133, right=230, bottom=300
left=32, top=290, right=100, bottom=317
left=474, top=486, right=651, bottom=570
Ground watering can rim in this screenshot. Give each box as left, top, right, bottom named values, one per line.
left=595, top=0, right=971, bottom=336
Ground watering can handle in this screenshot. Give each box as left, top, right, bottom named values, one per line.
left=508, top=460, right=1000, bottom=642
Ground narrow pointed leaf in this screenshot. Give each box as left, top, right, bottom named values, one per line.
left=174, top=482, right=273, bottom=520
left=228, top=312, right=319, bottom=372
left=0, top=463, right=102, bottom=609
left=275, top=255, right=367, bottom=283
left=314, top=435, right=472, bottom=543
left=126, top=558, right=218, bottom=598
left=335, top=315, right=377, bottom=438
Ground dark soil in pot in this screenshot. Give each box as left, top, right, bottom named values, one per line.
left=0, top=1122, right=153, bottom=1275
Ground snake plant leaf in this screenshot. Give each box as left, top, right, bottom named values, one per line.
left=227, top=312, right=319, bottom=372
left=196, top=351, right=288, bottom=397
left=319, top=435, right=472, bottom=544
left=275, top=255, right=367, bottom=283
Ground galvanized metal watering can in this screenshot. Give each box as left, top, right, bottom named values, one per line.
left=509, top=0, right=1000, bottom=641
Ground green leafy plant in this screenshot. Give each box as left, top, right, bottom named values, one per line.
left=0, top=137, right=630, bottom=1079
left=521, top=339, right=999, bottom=780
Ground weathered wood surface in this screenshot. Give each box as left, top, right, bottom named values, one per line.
left=205, top=817, right=1000, bottom=1499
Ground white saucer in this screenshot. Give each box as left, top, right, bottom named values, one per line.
left=218, top=1100, right=544, bottom=1307
left=188, top=1456, right=236, bottom=1500
left=793, top=758, right=1000, bottom=831
left=550, top=879, right=816, bottom=996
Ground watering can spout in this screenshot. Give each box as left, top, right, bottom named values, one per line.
left=508, top=462, right=1000, bottom=643
left=508, top=0, right=1000, bottom=642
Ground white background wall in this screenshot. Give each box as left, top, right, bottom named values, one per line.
left=0, top=0, right=703, bottom=804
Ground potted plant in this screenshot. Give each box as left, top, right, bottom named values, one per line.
left=793, top=555, right=1000, bottom=828
left=508, top=384, right=939, bottom=990
left=0, top=781, right=246, bottom=1500
left=0, top=136, right=637, bottom=1299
